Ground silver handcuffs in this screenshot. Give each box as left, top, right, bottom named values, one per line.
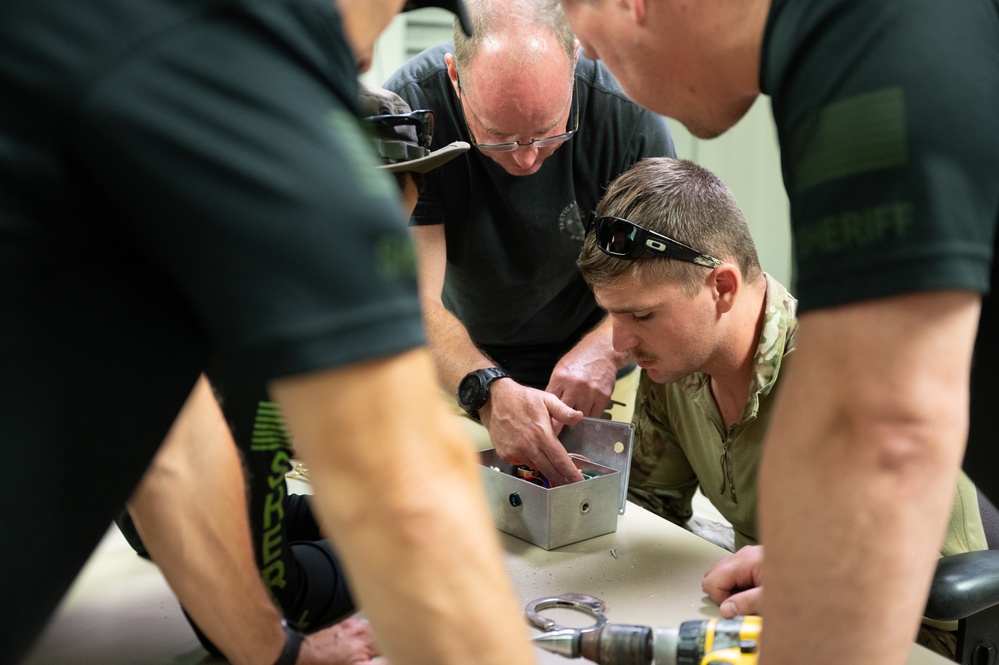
left=525, top=593, right=609, bottom=633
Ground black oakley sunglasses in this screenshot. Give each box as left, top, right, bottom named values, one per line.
left=587, top=212, right=723, bottom=269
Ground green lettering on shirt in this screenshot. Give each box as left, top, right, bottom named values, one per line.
left=796, top=201, right=915, bottom=260
left=376, top=234, right=417, bottom=280
left=251, top=401, right=293, bottom=596
left=250, top=401, right=291, bottom=452
left=261, top=560, right=286, bottom=591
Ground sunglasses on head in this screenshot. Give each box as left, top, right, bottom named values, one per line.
left=363, top=109, right=435, bottom=150
left=586, top=212, right=723, bottom=268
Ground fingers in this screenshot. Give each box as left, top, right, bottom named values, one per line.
left=546, top=344, right=619, bottom=417
left=534, top=394, right=584, bottom=485
left=701, top=547, right=763, bottom=603
left=299, top=618, right=381, bottom=665
left=545, top=392, right=584, bottom=428
left=516, top=426, right=583, bottom=486
left=702, top=545, right=764, bottom=609
left=718, top=587, right=763, bottom=618
left=547, top=379, right=612, bottom=419
left=537, top=443, right=585, bottom=486
left=485, top=383, right=586, bottom=486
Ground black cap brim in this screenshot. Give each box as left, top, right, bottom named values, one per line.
left=402, top=0, right=472, bottom=36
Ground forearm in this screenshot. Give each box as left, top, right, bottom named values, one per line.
left=411, top=223, right=495, bottom=393
left=757, top=292, right=980, bottom=665
left=128, top=376, right=285, bottom=665
left=271, top=350, right=536, bottom=665
left=422, top=296, right=496, bottom=392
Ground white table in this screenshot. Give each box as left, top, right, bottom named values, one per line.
left=501, top=502, right=952, bottom=665
left=23, top=498, right=952, bottom=665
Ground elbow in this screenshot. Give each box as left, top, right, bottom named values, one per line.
left=837, top=383, right=969, bottom=483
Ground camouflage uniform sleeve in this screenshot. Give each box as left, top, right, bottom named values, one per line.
left=626, top=372, right=699, bottom=527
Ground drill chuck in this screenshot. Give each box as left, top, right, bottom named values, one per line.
left=578, top=623, right=654, bottom=665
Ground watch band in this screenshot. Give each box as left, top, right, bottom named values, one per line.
left=272, top=619, right=304, bottom=665
left=457, top=367, right=509, bottom=420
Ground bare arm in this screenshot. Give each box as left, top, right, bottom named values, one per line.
left=270, top=348, right=537, bottom=665
left=410, top=223, right=490, bottom=393
left=128, top=376, right=287, bottom=665
left=410, top=224, right=583, bottom=484
left=757, top=291, right=980, bottom=665
left=129, top=376, right=381, bottom=665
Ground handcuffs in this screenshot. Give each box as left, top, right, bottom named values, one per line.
left=525, top=593, right=609, bottom=633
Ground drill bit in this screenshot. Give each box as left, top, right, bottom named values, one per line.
left=531, top=628, right=583, bottom=657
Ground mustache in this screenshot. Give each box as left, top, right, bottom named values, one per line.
left=633, top=351, right=657, bottom=364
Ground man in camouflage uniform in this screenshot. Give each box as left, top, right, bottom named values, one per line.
left=577, top=157, right=985, bottom=659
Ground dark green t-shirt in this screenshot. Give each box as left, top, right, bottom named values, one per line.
left=385, top=44, right=675, bottom=387
left=0, top=0, right=423, bottom=656
left=761, top=0, right=999, bottom=508
left=762, top=0, right=999, bottom=311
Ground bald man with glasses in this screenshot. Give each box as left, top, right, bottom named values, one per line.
left=385, top=0, right=675, bottom=486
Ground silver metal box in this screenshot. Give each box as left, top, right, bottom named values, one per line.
left=478, top=417, right=635, bottom=550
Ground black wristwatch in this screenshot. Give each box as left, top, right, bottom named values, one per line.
left=456, top=367, right=509, bottom=419
left=273, top=618, right=303, bottom=665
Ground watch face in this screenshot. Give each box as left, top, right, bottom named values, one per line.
left=457, top=374, right=482, bottom=408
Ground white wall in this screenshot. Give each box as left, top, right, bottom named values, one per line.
left=668, top=100, right=793, bottom=288
left=367, top=10, right=794, bottom=288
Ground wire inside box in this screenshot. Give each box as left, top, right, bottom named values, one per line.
left=486, top=454, right=615, bottom=489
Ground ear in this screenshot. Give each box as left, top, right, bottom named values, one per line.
left=628, top=0, right=647, bottom=24
left=711, top=264, right=740, bottom=315
left=573, top=39, right=581, bottom=65
left=445, top=53, right=459, bottom=94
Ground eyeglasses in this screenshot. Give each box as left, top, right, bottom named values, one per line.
left=456, top=75, right=579, bottom=153
left=363, top=110, right=435, bottom=160
left=587, top=213, right=723, bottom=268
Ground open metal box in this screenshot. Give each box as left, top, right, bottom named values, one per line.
left=478, top=417, right=635, bottom=550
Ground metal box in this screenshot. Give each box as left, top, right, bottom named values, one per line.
left=478, top=417, right=635, bottom=550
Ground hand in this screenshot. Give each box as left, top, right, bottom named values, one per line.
left=297, top=618, right=383, bottom=665
left=546, top=339, right=621, bottom=418
left=480, top=379, right=584, bottom=486
left=702, top=545, right=764, bottom=618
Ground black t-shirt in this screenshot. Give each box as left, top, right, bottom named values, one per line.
left=385, top=44, right=675, bottom=387
left=0, top=0, right=423, bottom=657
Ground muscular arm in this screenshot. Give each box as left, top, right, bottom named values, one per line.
left=128, top=376, right=288, bottom=665
left=269, top=348, right=536, bottom=665
left=757, top=291, right=980, bottom=665
left=410, top=223, right=489, bottom=393
left=129, top=376, right=380, bottom=665
left=410, top=223, right=583, bottom=484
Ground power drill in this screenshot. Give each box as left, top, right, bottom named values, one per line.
left=531, top=615, right=762, bottom=665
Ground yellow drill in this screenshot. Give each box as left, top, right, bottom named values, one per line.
left=531, top=615, right=762, bottom=665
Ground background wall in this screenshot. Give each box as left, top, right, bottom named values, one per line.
left=363, top=9, right=794, bottom=289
